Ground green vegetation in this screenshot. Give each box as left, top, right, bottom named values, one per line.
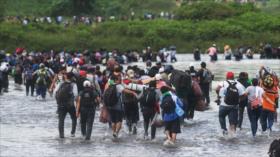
left=0, top=1, right=280, bottom=52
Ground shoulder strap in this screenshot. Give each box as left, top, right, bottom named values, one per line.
left=226, top=80, right=232, bottom=86
left=263, top=93, right=276, bottom=106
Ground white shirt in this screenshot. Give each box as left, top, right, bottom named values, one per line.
left=219, top=80, right=245, bottom=106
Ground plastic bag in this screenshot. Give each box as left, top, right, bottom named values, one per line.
left=99, top=106, right=109, bottom=123
left=151, top=113, right=164, bottom=128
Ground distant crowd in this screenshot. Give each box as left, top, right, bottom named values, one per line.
left=4, top=12, right=175, bottom=26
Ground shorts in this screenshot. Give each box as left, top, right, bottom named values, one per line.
left=108, top=109, right=123, bottom=123
left=164, top=118, right=181, bottom=134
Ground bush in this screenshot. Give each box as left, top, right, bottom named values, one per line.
left=0, top=11, right=280, bottom=53
left=175, top=2, right=259, bottom=20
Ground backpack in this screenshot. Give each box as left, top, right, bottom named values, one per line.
left=25, top=69, right=33, bottom=80
left=140, top=87, right=157, bottom=109
left=170, top=70, right=192, bottom=91
left=202, top=69, right=212, bottom=83
left=55, top=82, right=73, bottom=105
left=268, top=139, right=280, bottom=157
left=224, top=81, right=239, bottom=106
left=122, top=92, right=137, bottom=105
left=36, top=69, right=47, bottom=86
left=103, top=84, right=118, bottom=107
left=80, top=88, right=97, bottom=108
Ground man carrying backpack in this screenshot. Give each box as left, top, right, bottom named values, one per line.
left=23, top=64, right=35, bottom=96
left=33, top=63, right=49, bottom=100
left=197, top=62, right=213, bottom=107
left=103, top=74, right=137, bottom=138
left=216, top=72, right=245, bottom=136
left=56, top=72, right=78, bottom=138
left=140, top=80, right=160, bottom=140
left=76, top=80, right=100, bottom=140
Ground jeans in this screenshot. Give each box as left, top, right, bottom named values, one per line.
left=25, top=80, right=35, bottom=96
left=247, top=106, right=262, bottom=136
left=219, top=106, right=238, bottom=131
left=200, top=84, right=210, bottom=105
left=186, top=98, right=195, bottom=119
left=238, top=99, right=248, bottom=128
left=124, top=103, right=139, bottom=127
left=143, top=111, right=156, bottom=139
left=80, top=107, right=95, bottom=140
left=36, top=85, right=47, bottom=98
left=58, top=105, right=77, bottom=138
left=260, top=109, right=274, bottom=132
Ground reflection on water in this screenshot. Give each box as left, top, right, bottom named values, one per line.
left=0, top=55, right=279, bottom=157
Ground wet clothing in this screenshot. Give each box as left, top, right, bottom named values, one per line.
left=197, top=68, right=212, bottom=105
left=161, top=92, right=181, bottom=134
left=79, top=88, right=98, bottom=139
left=57, top=81, right=78, bottom=138
left=107, top=84, right=124, bottom=123
left=247, top=106, right=262, bottom=136
left=260, top=109, right=274, bottom=132
left=218, top=80, right=245, bottom=130
left=164, top=118, right=181, bottom=134
left=237, top=79, right=251, bottom=128
left=24, top=68, right=35, bottom=96
left=58, top=105, right=77, bottom=138
left=80, top=107, right=95, bottom=139
left=219, top=105, right=238, bottom=131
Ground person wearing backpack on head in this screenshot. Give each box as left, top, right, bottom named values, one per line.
left=103, top=74, right=137, bottom=138
left=260, top=76, right=278, bottom=136
left=244, top=78, right=264, bottom=137
left=197, top=62, right=213, bottom=107
left=258, top=66, right=279, bottom=124
left=76, top=80, right=100, bottom=140
left=56, top=72, right=78, bottom=138
left=140, top=80, right=160, bottom=140
left=216, top=72, right=245, bottom=136
left=23, top=64, right=35, bottom=96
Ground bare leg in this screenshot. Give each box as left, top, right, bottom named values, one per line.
left=171, top=133, right=177, bottom=143
left=165, top=130, right=171, bottom=140
left=116, top=122, right=122, bottom=134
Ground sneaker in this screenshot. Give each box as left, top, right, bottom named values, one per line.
left=222, top=130, right=228, bottom=136
left=71, top=133, right=75, bottom=137
left=143, top=133, right=148, bottom=140
left=132, top=126, right=137, bottom=135
left=113, top=132, right=117, bottom=138
left=163, top=139, right=174, bottom=146
left=163, top=139, right=170, bottom=146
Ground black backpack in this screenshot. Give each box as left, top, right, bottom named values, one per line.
left=269, top=139, right=280, bottom=157
left=224, top=81, right=239, bottom=106
left=202, top=69, right=213, bottom=83
left=55, top=82, right=73, bottom=105
left=140, top=87, right=157, bottom=109
left=122, top=92, right=137, bottom=105
left=170, top=70, right=192, bottom=91
left=103, top=84, right=118, bottom=107
left=80, top=88, right=97, bottom=108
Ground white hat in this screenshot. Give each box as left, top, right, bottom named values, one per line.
left=159, top=67, right=164, bottom=73
left=83, top=80, right=91, bottom=87
left=155, top=74, right=162, bottom=81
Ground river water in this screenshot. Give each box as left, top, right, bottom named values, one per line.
left=0, top=54, right=279, bottom=157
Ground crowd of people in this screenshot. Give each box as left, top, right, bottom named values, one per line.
left=0, top=49, right=279, bottom=153
left=193, top=43, right=280, bottom=61
left=4, top=12, right=175, bottom=27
